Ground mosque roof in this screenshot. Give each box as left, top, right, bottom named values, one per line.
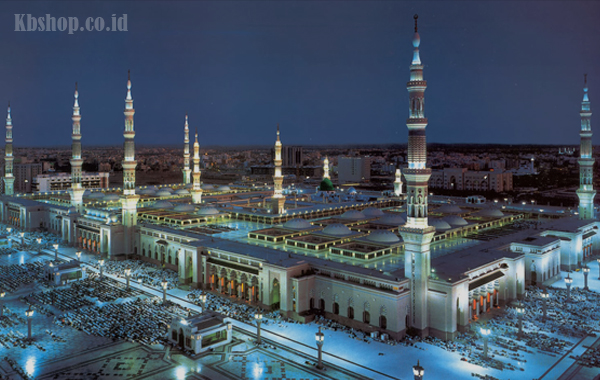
left=319, top=178, right=335, bottom=192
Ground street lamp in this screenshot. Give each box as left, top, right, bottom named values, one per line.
left=315, top=326, right=325, bottom=370
left=541, top=289, right=550, bottom=322
left=480, top=325, right=491, bottom=359
left=254, top=311, right=263, bottom=345
left=515, top=303, right=525, bottom=338
left=19, top=232, right=25, bottom=246
left=76, top=251, right=82, bottom=261
left=199, top=293, right=207, bottom=313
left=0, top=290, right=5, bottom=318
left=412, top=360, right=424, bottom=380
left=25, top=306, right=34, bottom=342
left=36, top=238, right=42, bottom=254
left=53, top=243, right=59, bottom=261
left=565, top=274, right=573, bottom=303
left=583, top=266, right=590, bottom=291
left=124, top=268, right=131, bottom=290
left=161, top=279, right=168, bottom=304
left=99, top=259, right=105, bottom=279
left=597, top=258, right=600, bottom=280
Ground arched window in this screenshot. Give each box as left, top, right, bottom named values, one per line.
left=333, top=302, right=339, bottom=315
left=348, top=307, right=354, bottom=320
left=379, top=315, right=387, bottom=329
left=319, top=298, right=325, bottom=311
left=363, top=311, right=370, bottom=324
left=310, top=298, right=315, bottom=309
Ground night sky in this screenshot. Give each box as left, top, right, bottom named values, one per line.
left=0, top=1, right=599, bottom=147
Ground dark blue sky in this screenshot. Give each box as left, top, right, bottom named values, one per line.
left=1, top=1, right=599, bottom=147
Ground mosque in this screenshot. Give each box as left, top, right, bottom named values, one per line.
left=0, top=15, right=597, bottom=340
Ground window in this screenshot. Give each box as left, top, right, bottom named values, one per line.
left=380, top=316, right=387, bottom=329
left=348, top=307, right=354, bottom=319
left=172, top=331, right=177, bottom=341
left=333, top=302, right=339, bottom=315
left=185, top=337, right=191, bottom=347
left=363, top=311, right=370, bottom=324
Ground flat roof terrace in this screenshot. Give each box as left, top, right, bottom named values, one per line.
left=248, top=227, right=312, bottom=243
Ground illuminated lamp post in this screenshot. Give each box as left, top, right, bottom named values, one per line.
left=26, top=306, right=34, bottom=342
left=76, top=251, right=82, bottom=261
left=516, top=303, right=525, bottom=338
left=99, top=259, right=105, bottom=279
left=36, top=238, right=42, bottom=254
left=541, top=288, right=549, bottom=321
left=565, top=274, right=573, bottom=303
left=0, top=290, right=5, bottom=317
left=19, top=232, right=24, bottom=246
left=53, top=243, right=59, bottom=261
left=125, top=268, right=131, bottom=290
left=481, top=325, right=491, bottom=359
left=255, top=311, right=263, bottom=345
left=583, top=266, right=590, bottom=291
left=412, top=360, right=424, bottom=380
left=597, top=258, right=600, bottom=280
left=161, top=279, right=168, bottom=304
left=315, top=326, right=325, bottom=370
left=199, top=293, right=207, bottom=313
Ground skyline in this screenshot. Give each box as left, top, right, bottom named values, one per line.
left=1, top=1, right=599, bottom=147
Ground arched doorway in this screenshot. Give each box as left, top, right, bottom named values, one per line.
left=347, top=307, right=354, bottom=320
left=178, top=328, right=184, bottom=347
left=319, top=298, right=325, bottom=312
left=271, top=278, right=280, bottom=309
left=333, top=302, right=339, bottom=315
left=379, top=315, right=387, bottom=329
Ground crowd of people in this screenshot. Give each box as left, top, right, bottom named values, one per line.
left=88, top=259, right=180, bottom=290
left=0, top=262, right=46, bottom=292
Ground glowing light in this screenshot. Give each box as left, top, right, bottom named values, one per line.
left=25, top=357, right=36, bottom=377
left=176, top=366, right=187, bottom=380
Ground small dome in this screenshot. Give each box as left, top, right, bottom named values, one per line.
left=319, top=178, right=335, bottom=192
left=217, top=185, right=231, bottom=191
left=347, top=187, right=357, bottom=194
left=152, top=200, right=174, bottom=209
left=341, top=210, right=366, bottom=220
left=377, top=213, right=406, bottom=226
left=83, top=189, right=91, bottom=196
left=429, top=218, right=451, bottom=231
left=146, top=186, right=159, bottom=191
left=366, top=230, right=400, bottom=244
left=110, top=214, right=120, bottom=223
left=201, top=184, right=215, bottom=190
left=197, top=206, right=219, bottom=216
left=322, top=223, right=353, bottom=236
left=103, top=194, right=120, bottom=201
left=159, top=187, right=174, bottom=193
left=475, top=209, right=504, bottom=218
left=185, top=183, right=194, bottom=189
left=283, top=218, right=313, bottom=230
left=156, top=190, right=172, bottom=197
left=175, top=189, right=189, bottom=195
left=436, top=204, right=464, bottom=214
left=138, top=189, right=156, bottom=195
left=362, top=207, right=385, bottom=217
left=173, top=204, right=195, bottom=212
left=88, top=192, right=105, bottom=199
left=443, top=215, right=468, bottom=226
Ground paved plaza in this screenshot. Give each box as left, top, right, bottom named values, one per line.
left=1, top=234, right=600, bottom=379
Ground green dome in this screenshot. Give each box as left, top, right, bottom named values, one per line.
left=319, top=178, right=335, bottom=191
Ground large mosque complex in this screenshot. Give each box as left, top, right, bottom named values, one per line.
left=1, top=16, right=597, bottom=342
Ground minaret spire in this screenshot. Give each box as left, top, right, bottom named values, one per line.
left=120, top=71, right=139, bottom=257
left=394, top=168, right=403, bottom=196
left=577, top=73, right=595, bottom=220
left=182, top=113, right=191, bottom=185
left=323, top=156, right=330, bottom=180
left=3, top=102, right=14, bottom=196
left=191, top=126, right=203, bottom=203
left=271, top=123, right=285, bottom=214
left=69, top=82, right=85, bottom=212
left=398, top=15, right=435, bottom=337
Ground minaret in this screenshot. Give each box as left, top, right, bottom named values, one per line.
left=120, top=71, right=139, bottom=256
left=577, top=74, right=595, bottom=219
left=271, top=124, right=285, bottom=214
left=323, top=156, right=330, bottom=179
left=182, top=114, right=191, bottom=185
left=191, top=128, right=203, bottom=203
left=69, top=83, right=85, bottom=212
left=394, top=168, right=403, bottom=196
left=398, top=15, right=435, bottom=336
left=3, top=103, right=14, bottom=196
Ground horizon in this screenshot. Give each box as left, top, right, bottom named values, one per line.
left=1, top=1, right=599, bottom=147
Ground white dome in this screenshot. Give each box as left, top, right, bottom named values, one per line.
left=88, top=192, right=105, bottom=199
left=138, top=189, right=156, bottom=195
left=174, top=204, right=195, bottom=212
left=322, top=223, right=353, bottom=236
left=146, top=186, right=158, bottom=191
left=201, top=184, right=215, bottom=190
left=366, top=230, right=401, bottom=244
left=152, top=200, right=174, bottom=209
left=156, top=190, right=172, bottom=197
left=159, top=187, right=174, bottom=193
left=443, top=215, right=468, bottom=226
left=283, top=218, right=313, bottom=230
left=377, top=214, right=406, bottom=226
left=175, top=189, right=189, bottom=195
left=103, top=194, right=120, bottom=201
left=475, top=209, right=504, bottom=218
left=83, top=189, right=91, bottom=196
left=429, top=218, right=452, bottom=231
left=362, top=207, right=385, bottom=217
left=341, top=210, right=366, bottom=220
left=217, top=185, right=231, bottom=191
left=197, top=206, right=219, bottom=216
left=436, top=204, right=464, bottom=214
left=347, top=187, right=357, bottom=194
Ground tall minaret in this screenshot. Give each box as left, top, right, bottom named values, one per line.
left=394, top=168, right=403, bottom=196
left=577, top=74, right=595, bottom=220
left=3, top=103, right=14, bottom=196
left=120, top=71, right=139, bottom=256
left=69, top=83, right=85, bottom=212
left=398, top=15, right=435, bottom=337
left=323, top=156, right=330, bottom=179
left=182, top=114, right=191, bottom=185
left=191, top=129, right=203, bottom=203
left=271, top=124, right=285, bottom=214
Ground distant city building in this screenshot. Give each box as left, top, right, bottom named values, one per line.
left=282, top=146, right=303, bottom=167
left=338, top=156, right=371, bottom=183
left=33, top=172, right=109, bottom=192
left=429, top=168, right=513, bottom=192
left=14, top=163, right=43, bottom=193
